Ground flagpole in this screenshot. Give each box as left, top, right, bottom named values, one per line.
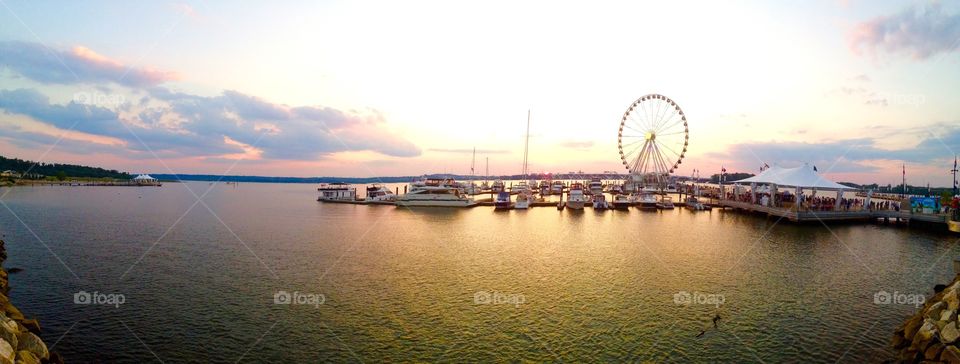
left=951, top=156, right=958, bottom=196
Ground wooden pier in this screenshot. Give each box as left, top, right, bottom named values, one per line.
left=717, top=200, right=952, bottom=230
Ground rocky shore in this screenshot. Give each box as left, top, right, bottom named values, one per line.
left=892, top=272, right=960, bottom=363
left=0, top=240, right=62, bottom=364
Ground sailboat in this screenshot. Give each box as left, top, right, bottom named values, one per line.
left=463, top=147, right=481, bottom=195
left=514, top=110, right=534, bottom=209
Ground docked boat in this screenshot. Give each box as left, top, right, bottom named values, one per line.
left=656, top=196, right=675, bottom=210
left=588, top=178, right=604, bottom=196
left=513, top=182, right=532, bottom=209
left=494, top=191, right=512, bottom=210
left=636, top=193, right=658, bottom=210
left=365, top=184, right=395, bottom=202
left=612, top=194, right=633, bottom=210
left=566, top=182, right=587, bottom=210
left=396, top=178, right=477, bottom=207
left=538, top=180, right=551, bottom=195
left=551, top=181, right=565, bottom=195
left=684, top=196, right=709, bottom=211
left=491, top=180, right=506, bottom=193
left=592, top=194, right=610, bottom=210
left=317, top=183, right=357, bottom=201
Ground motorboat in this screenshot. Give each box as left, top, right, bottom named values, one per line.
left=566, top=182, right=587, bottom=210
left=636, top=193, right=658, bottom=210
left=396, top=178, right=477, bottom=207
left=612, top=194, right=633, bottom=210
left=588, top=178, right=604, bottom=196
left=513, top=182, right=532, bottom=209
left=551, top=181, right=565, bottom=195
left=592, top=194, right=610, bottom=210
left=317, top=183, right=357, bottom=201
left=494, top=191, right=512, bottom=210
left=656, top=196, right=675, bottom=210
left=492, top=180, right=506, bottom=193
left=365, top=184, right=395, bottom=202
left=684, top=196, right=709, bottom=211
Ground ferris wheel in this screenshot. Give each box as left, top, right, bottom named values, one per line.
left=617, top=94, right=689, bottom=184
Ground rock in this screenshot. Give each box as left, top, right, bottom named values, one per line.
left=46, top=352, right=64, bottom=364
left=912, top=320, right=939, bottom=352
left=901, top=348, right=921, bottom=362
left=0, top=338, right=13, bottom=364
left=17, top=320, right=38, bottom=336
left=944, top=323, right=960, bottom=344
left=948, top=291, right=960, bottom=311
left=938, top=284, right=949, bottom=293
left=1, top=306, right=22, bottom=322
left=0, top=322, right=16, bottom=354
left=942, top=345, right=960, bottom=364
left=945, top=309, right=959, bottom=322
left=905, top=315, right=925, bottom=340
left=928, top=302, right=948, bottom=320
left=15, top=333, right=46, bottom=361
left=926, top=342, right=945, bottom=360
left=892, top=333, right=908, bottom=349
left=14, top=350, right=38, bottom=364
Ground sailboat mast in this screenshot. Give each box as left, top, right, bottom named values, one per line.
left=522, top=110, right=530, bottom=177
left=485, top=157, right=489, bottom=183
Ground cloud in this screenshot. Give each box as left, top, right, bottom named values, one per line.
left=851, top=74, right=871, bottom=82
left=559, top=141, right=594, bottom=150
left=849, top=3, right=960, bottom=60
left=427, top=148, right=509, bottom=154
left=0, top=41, right=178, bottom=87
left=710, top=126, right=960, bottom=173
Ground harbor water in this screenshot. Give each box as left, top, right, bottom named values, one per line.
left=0, top=181, right=955, bottom=362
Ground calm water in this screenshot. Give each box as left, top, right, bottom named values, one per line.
left=0, top=182, right=955, bottom=362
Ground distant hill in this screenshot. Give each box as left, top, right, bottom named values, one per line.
left=0, top=155, right=131, bottom=179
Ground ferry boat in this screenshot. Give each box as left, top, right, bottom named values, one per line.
left=656, top=196, right=675, bottom=210
left=365, top=184, right=395, bottom=202
left=396, top=178, right=477, bottom=207
left=317, top=183, right=357, bottom=201
left=612, top=194, right=633, bottom=210
left=551, top=181, right=565, bottom=195
left=494, top=191, right=512, bottom=210
left=566, top=182, right=587, bottom=210
left=592, top=194, right=610, bottom=210
left=636, top=193, right=658, bottom=210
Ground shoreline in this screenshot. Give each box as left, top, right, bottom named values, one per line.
left=0, top=240, right=61, bottom=364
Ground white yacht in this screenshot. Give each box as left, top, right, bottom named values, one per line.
left=684, top=196, right=709, bottom=211
left=491, top=180, right=506, bottom=193
left=494, top=191, right=512, bottom=210
left=365, top=184, right=395, bottom=202
left=396, top=178, right=476, bottom=207
left=656, top=196, right=675, bottom=210
left=636, top=193, right=658, bottom=210
left=566, top=182, right=587, bottom=210
left=513, top=182, right=532, bottom=209
left=317, top=183, right=357, bottom=201
left=592, top=194, right=610, bottom=210
left=588, top=178, right=604, bottom=195
left=551, top=181, right=565, bottom=195
left=613, top=194, right=633, bottom=210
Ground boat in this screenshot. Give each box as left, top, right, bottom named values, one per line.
left=612, top=194, right=633, bottom=210
left=566, top=182, right=587, bottom=209
left=656, top=196, right=675, bottom=210
left=494, top=191, right=512, bottom=210
left=491, top=180, right=506, bottom=193
left=395, top=178, right=477, bottom=207
left=684, top=196, right=708, bottom=211
left=317, top=183, right=357, bottom=201
left=551, top=181, right=565, bottom=195
left=592, top=194, right=610, bottom=210
left=513, top=110, right=534, bottom=211
left=588, top=178, right=604, bottom=196
left=365, top=184, right=396, bottom=202
left=636, top=193, right=657, bottom=210
left=538, top=180, right=551, bottom=195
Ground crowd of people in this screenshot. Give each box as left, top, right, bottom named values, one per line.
left=722, top=189, right=902, bottom=212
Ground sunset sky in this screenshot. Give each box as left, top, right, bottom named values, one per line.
left=1, top=1, right=958, bottom=185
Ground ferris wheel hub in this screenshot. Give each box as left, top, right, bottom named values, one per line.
left=645, top=132, right=655, bottom=141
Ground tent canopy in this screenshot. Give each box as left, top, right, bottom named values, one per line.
left=731, top=165, right=851, bottom=190
left=133, top=174, right=156, bottom=180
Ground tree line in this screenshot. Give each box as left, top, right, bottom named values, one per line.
left=0, top=155, right=131, bottom=180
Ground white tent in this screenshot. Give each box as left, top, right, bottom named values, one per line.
left=133, top=174, right=156, bottom=181
left=732, top=165, right=851, bottom=190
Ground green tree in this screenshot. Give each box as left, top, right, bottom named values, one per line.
left=55, top=171, right=67, bottom=181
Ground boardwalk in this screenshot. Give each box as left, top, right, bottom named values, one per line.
left=718, top=200, right=948, bottom=225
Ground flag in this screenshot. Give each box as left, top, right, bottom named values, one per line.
left=813, top=165, right=818, bottom=172
left=721, top=166, right=726, bottom=173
